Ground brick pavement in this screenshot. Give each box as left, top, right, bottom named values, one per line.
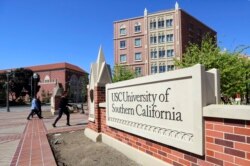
left=0, top=107, right=88, bottom=166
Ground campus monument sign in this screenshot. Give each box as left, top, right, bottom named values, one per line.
left=106, top=64, right=220, bottom=155
left=88, top=46, right=112, bottom=122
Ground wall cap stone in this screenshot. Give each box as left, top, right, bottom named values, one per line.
left=99, top=102, right=106, bottom=108
left=203, top=104, right=250, bottom=120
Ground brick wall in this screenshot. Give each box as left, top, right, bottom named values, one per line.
left=89, top=87, right=250, bottom=166
left=87, top=87, right=105, bottom=132
left=180, top=10, right=217, bottom=55
left=205, top=118, right=250, bottom=166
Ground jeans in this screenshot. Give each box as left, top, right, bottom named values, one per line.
left=27, top=109, right=42, bottom=119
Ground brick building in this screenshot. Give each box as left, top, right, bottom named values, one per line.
left=28, top=62, right=88, bottom=103
left=0, top=62, right=88, bottom=103
left=114, top=2, right=216, bottom=76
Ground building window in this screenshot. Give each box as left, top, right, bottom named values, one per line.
left=150, top=49, right=157, bottom=59
left=44, top=75, right=50, bottom=83
left=120, top=54, right=127, bottom=63
left=166, top=34, right=174, bottom=42
left=166, top=19, right=173, bottom=27
left=120, top=25, right=126, bottom=35
left=135, top=67, right=142, bottom=77
left=158, top=34, right=165, bottom=43
left=150, top=21, right=156, bottom=29
left=159, top=63, right=166, bottom=73
left=151, top=64, right=157, bottom=74
left=134, top=22, right=141, bottom=33
left=159, top=49, right=165, bottom=58
left=135, top=52, right=142, bottom=61
left=167, top=65, right=174, bottom=71
left=167, top=49, right=174, bottom=57
left=134, top=38, right=141, bottom=47
left=150, top=36, right=157, bottom=44
left=120, top=40, right=126, bottom=49
left=158, top=20, right=164, bottom=28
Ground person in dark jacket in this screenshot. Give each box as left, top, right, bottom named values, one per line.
left=37, top=96, right=42, bottom=117
left=52, top=91, right=72, bottom=127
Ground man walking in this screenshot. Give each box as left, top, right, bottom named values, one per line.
left=52, top=91, right=72, bottom=127
left=27, top=96, right=43, bottom=120
left=37, top=96, right=42, bottom=117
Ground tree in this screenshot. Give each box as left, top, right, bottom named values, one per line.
left=174, top=36, right=250, bottom=100
left=0, top=77, right=6, bottom=105
left=81, top=75, right=89, bottom=102
left=112, top=65, right=135, bottom=82
left=0, top=68, right=40, bottom=103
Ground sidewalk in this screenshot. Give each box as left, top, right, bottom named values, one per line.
left=0, top=106, right=88, bottom=166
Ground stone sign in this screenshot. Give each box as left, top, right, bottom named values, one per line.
left=106, top=64, right=219, bottom=155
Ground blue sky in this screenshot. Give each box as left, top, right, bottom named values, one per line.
left=0, top=0, right=249, bottom=73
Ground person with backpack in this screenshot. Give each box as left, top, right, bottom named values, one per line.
left=27, top=96, right=43, bottom=120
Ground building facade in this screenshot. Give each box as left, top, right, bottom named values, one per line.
left=27, top=62, right=88, bottom=103
left=114, top=3, right=216, bottom=76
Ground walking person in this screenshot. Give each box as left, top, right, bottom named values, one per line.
left=37, top=96, right=42, bottom=117
left=52, top=91, right=72, bottom=127
left=27, top=96, right=43, bottom=120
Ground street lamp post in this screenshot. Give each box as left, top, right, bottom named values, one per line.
left=6, top=70, right=11, bottom=112
left=30, top=77, right=33, bottom=99
left=33, top=73, right=38, bottom=97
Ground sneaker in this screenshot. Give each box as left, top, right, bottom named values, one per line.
left=52, top=124, right=56, bottom=128
left=27, top=118, right=30, bottom=120
left=66, top=123, right=71, bottom=126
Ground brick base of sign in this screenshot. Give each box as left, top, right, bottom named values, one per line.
left=85, top=87, right=250, bottom=166
left=86, top=86, right=106, bottom=132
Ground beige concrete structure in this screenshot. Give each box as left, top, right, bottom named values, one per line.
left=87, top=46, right=112, bottom=122
left=114, top=3, right=216, bottom=76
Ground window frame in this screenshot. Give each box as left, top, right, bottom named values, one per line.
left=134, top=38, right=142, bottom=47
left=120, top=40, right=126, bottom=49
left=120, top=54, right=127, bottom=63
left=167, top=49, right=174, bottom=57
left=159, top=49, right=166, bottom=58
left=158, top=34, right=165, bottom=43
left=44, top=75, right=50, bottom=83
left=135, top=67, right=142, bottom=77
left=134, top=52, right=142, bottom=61
left=166, top=34, right=174, bottom=42
left=151, top=64, right=158, bottom=74
left=159, top=64, right=166, bottom=73
left=150, top=21, right=156, bottom=29
left=150, top=36, right=157, bottom=44
left=166, top=19, right=173, bottom=27
left=134, top=22, right=141, bottom=33
left=158, top=20, right=165, bottom=28
left=119, top=25, right=127, bottom=36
